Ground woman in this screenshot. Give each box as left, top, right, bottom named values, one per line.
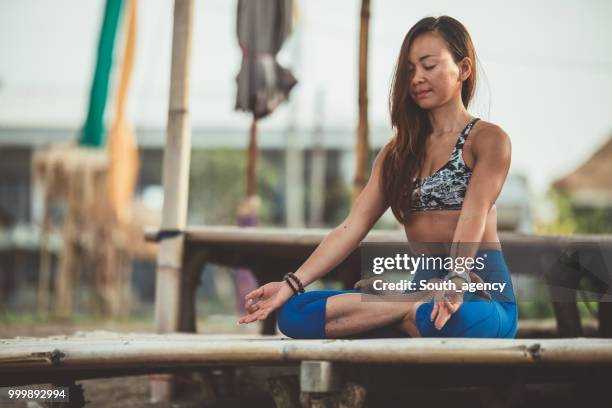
left=238, top=15, right=517, bottom=339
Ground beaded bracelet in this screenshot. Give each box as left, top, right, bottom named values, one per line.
left=283, top=275, right=299, bottom=295
left=286, top=272, right=305, bottom=293
left=284, top=272, right=305, bottom=294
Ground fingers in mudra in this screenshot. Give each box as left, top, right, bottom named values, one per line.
left=246, top=301, right=260, bottom=314
left=245, top=286, right=264, bottom=302
left=430, top=290, right=463, bottom=330
left=239, top=281, right=287, bottom=324
left=239, top=303, right=269, bottom=324
left=239, top=290, right=264, bottom=324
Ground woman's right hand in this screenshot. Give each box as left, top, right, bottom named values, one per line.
left=353, top=276, right=377, bottom=292
left=237, top=281, right=294, bottom=325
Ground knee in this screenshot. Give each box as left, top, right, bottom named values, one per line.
left=451, top=301, right=499, bottom=337
left=415, top=298, right=498, bottom=338
left=277, top=295, right=326, bottom=339
left=277, top=299, right=299, bottom=338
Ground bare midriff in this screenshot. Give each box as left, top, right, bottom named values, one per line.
left=403, top=204, right=501, bottom=255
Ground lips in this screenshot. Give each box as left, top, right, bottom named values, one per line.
left=415, top=89, right=432, bottom=98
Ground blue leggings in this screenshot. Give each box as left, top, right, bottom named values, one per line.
left=277, top=249, right=517, bottom=339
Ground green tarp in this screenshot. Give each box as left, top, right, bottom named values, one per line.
left=79, top=0, right=124, bottom=147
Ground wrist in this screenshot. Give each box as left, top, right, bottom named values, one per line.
left=281, top=280, right=297, bottom=298
left=284, top=272, right=306, bottom=294
left=445, top=269, right=471, bottom=285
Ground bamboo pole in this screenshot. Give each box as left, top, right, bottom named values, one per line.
left=246, top=117, right=258, bottom=197
left=2, top=335, right=612, bottom=370
left=154, top=0, right=194, bottom=334
left=152, top=0, right=194, bottom=401
left=285, top=25, right=304, bottom=228
left=54, top=177, right=80, bottom=319
left=352, top=0, right=371, bottom=202
left=36, top=186, right=52, bottom=317
left=309, top=89, right=326, bottom=227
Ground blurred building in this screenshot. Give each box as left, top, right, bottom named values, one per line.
left=0, top=125, right=533, bottom=307
left=553, top=135, right=612, bottom=209
left=0, top=126, right=356, bottom=225
left=0, top=125, right=533, bottom=229
left=0, top=125, right=351, bottom=306
left=496, top=173, right=534, bottom=233
left=552, top=135, right=612, bottom=232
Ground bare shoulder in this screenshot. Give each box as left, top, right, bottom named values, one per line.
left=469, top=119, right=511, bottom=156
left=373, top=139, right=393, bottom=169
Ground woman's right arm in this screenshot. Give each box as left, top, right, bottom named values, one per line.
left=290, top=144, right=391, bottom=288
left=239, top=144, right=392, bottom=324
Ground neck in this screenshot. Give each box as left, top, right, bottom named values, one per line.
left=426, top=97, right=472, bottom=137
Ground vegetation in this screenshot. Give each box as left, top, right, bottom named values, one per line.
left=536, top=188, right=612, bottom=234
left=189, top=149, right=281, bottom=225
left=189, top=148, right=352, bottom=227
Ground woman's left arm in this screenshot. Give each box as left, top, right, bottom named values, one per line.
left=430, top=124, right=511, bottom=330
left=451, top=123, right=512, bottom=259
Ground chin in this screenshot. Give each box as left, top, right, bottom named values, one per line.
left=415, top=99, right=438, bottom=110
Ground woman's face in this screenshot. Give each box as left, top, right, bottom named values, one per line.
left=407, top=31, right=468, bottom=110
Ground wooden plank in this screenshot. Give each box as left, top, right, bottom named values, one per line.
left=145, top=226, right=612, bottom=279
left=2, top=334, right=612, bottom=373
left=145, top=226, right=612, bottom=246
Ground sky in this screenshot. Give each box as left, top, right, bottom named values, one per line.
left=1, top=0, right=611, bottom=198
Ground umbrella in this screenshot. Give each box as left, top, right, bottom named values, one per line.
left=235, top=0, right=297, bottom=119
left=233, top=0, right=298, bottom=198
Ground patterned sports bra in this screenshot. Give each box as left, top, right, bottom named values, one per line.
left=410, top=117, right=480, bottom=211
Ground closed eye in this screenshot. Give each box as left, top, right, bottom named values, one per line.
left=424, top=65, right=436, bottom=70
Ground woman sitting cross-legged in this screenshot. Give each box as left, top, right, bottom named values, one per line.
left=237, top=15, right=517, bottom=339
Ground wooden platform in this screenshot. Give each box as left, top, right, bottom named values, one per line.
left=2, top=332, right=612, bottom=387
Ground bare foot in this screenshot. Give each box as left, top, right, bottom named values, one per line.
left=396, top=292, right=438, bottom=337
left=395, top=302, right=422, bottom=337
left=395, top=277, right=444, bottom=337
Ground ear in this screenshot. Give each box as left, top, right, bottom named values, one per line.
left=458, top=57, right=472, bottom=82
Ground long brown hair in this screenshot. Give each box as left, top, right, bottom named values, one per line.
left=382, top=16, right=478, bottom=224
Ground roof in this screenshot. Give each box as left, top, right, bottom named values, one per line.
left=553, top=135, right=612, bottom=206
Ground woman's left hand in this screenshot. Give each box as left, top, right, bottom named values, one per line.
left=430, top=287, right=464, bottom=330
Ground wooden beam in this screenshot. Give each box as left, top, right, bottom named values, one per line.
left=145, top=226, right=612, bottom=247
left=152, top=0, right=194, bottom=401
left=2, top=334, right=612, bottom=371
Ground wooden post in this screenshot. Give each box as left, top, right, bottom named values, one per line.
left=151, top=0, right=194, bottom=402
left=37, top=186, right=52, bottom=317
left=308, top=89, right=326, bottom=227
left=247, top=117, right=258, bottom=197
left=352, top=0, right=370, bottom=202
left=285, top=27, right=304, bottom=229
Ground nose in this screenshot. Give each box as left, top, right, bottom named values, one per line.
left=411, top=67, right=425, bottom=87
